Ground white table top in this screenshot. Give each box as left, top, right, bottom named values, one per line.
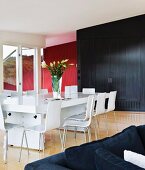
left=2, top=93, right=88, bottom=114
left=2, top=93, right=109, bottom=114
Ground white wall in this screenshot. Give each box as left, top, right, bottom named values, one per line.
left=0, top=31, right=45, bottom=47
left=0, top=31, right=46, bottom=93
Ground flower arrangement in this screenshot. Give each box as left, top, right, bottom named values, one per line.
left=41, top=59, right=73, bottom=98
left=41, top=59, right=72, bottom=80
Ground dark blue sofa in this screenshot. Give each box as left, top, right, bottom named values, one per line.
left=25, top=125, right=145, bottom=170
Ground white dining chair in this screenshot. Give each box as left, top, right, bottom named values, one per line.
left=93, top=93, right=106, bottom=139
left=19, top=100, right=62, bottom=162
left=63, top=93, right=96, bottom=139
left=2, top=90, right=14, bottom=94
left=62, top=95, right=95, bottom=149
left=64, top=86, right=78, bottom=99
left=105, top=91, right=117, bottom=136
left=0, top=103, right=23, bottom=163
left=64, top=86, right=71, bottom=98
left=82, top=88, right=95, bottom=94
left=39, top=89, right=48, bottom=94
left=68, top=88, right=95, bottom=122
left=2, top=90, right=18, bottom=97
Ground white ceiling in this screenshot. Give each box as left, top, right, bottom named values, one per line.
left=0, top=0, right=145, bottom=36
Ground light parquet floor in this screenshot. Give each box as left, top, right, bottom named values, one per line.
left=0, top=111, right=145, bottom=170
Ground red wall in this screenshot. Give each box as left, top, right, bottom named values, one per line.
left=4, top=82, right=16, bottom=90
left=42, top=41, right=77, bottom=92
left=23, top=70, right=34, bottom=91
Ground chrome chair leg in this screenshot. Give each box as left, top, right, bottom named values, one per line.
left=113, top=111, right=118, bottom=132
left=96, top=115, right=100, bottom=127
left=74, top=127, right=77, bottom=139
left=63, top=128, right=67, bottom=149
left=105, top=113, right=109, bottom=137
left=62, top=128, right=65, bottom=150
left=94, top=117, right=98, bottom=140
left=19, top=130, right=25, bottom=162
left=88, top=127, right=91, bottom=142
left=38, top=133, right=41, bottom=152
left=6, top=130, right=8, bottom=151
left=4, top=130, right=8, bottom=164
left=24, top=131, right=29, bottom=156
left=65, top=128, right=68, bottom=147
left=83, top=128, right=87, bottom=143
left=58, top=129, right=64, bottom=151
left=42, top=133, right=45, bottom=153
left=96, top=116, right=100, bottom=139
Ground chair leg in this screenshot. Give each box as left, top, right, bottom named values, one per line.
left=6, top=131, right=8, bottom=151
left=74, top=127, right=77, bottom=139
left=42, top=133, right=45, bottom=153
left=113, top=111, right=118, bottom=132
left=38, top=133, right=41, bottom=152
left=62, top=129, right=65, bottom=150
left=96, top=116, right=100, bottom=126
left=94, top=116, right=98, bottom=140
left=63, top=128, right=66, bottom=149
left=24, top=131, right=29, bottom=156
left=19, top=130, right=25, bottom=162
left=58, top=129, right=64, bottom=151
left=96, top=116, right=100, bottom=138
left=4, top=130, right=8, bottom=164
left=88, top=127, right=91, bottom=142
left=83, top=128, right=87, bottom=143
left=105, top=113, right=109, bottom=137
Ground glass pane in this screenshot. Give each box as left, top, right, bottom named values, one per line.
left=22, top=47, right=34, bottom=91
left=3, top=45, right=17, bottom=91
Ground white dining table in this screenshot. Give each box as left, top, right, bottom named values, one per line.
left=2, top=93, right=109, bottom=150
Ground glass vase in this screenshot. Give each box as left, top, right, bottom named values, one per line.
left=52, top=75, right=62, bottom=98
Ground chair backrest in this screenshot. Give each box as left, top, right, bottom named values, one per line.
left=82, top=88, right=95, bottom=94
left=65, top=85, right=78, bottom=99
left=64, top=86, right=71, bottom=98
left=2, top=90, right=17, bottom=97
left=2, top=90, right=14, bottom=94
left=45, top=100, right=62, bottom=131
left=11, top=91, right=19, bottom=96
left=107, top=91, right=117, bottom=112
left=85, top=95, right=95, bottom=120
left=95, top=92, right=106, bottom=115
left=39, top=89, right=48, bottom=94
left=0, top=103, right=5, bottom=131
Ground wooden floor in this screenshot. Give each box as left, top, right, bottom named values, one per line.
left=0, top=111, right=145, bottom=170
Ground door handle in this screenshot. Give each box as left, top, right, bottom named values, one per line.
left=34, top=115, right=37, bottom=119
left=8, top=113, right=11, bottom=116
left=108, top=78, right=112, bottom=83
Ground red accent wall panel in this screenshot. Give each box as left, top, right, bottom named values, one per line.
left=42, top=41, right=77, bottom=92
left=4, top=82, right=16, bottom=90
left=23, top=71, right=34, bottom=91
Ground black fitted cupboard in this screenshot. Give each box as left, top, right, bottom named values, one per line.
left=77, top=15, right=145, bottom=111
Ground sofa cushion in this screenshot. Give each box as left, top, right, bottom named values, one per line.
left=124, top=150, right=145, bottom=169
left=65, top=126, right=145, bottom=170
left=137, top=125, right=145, bottom=148
left=95, top=148, right=144, bottom=170
left=25, top=163, right=71, bottom=170
left=25, top=152, right=71, bottom=170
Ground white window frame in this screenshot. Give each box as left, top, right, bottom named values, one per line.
left=2, top=44, right=41, bottom=94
